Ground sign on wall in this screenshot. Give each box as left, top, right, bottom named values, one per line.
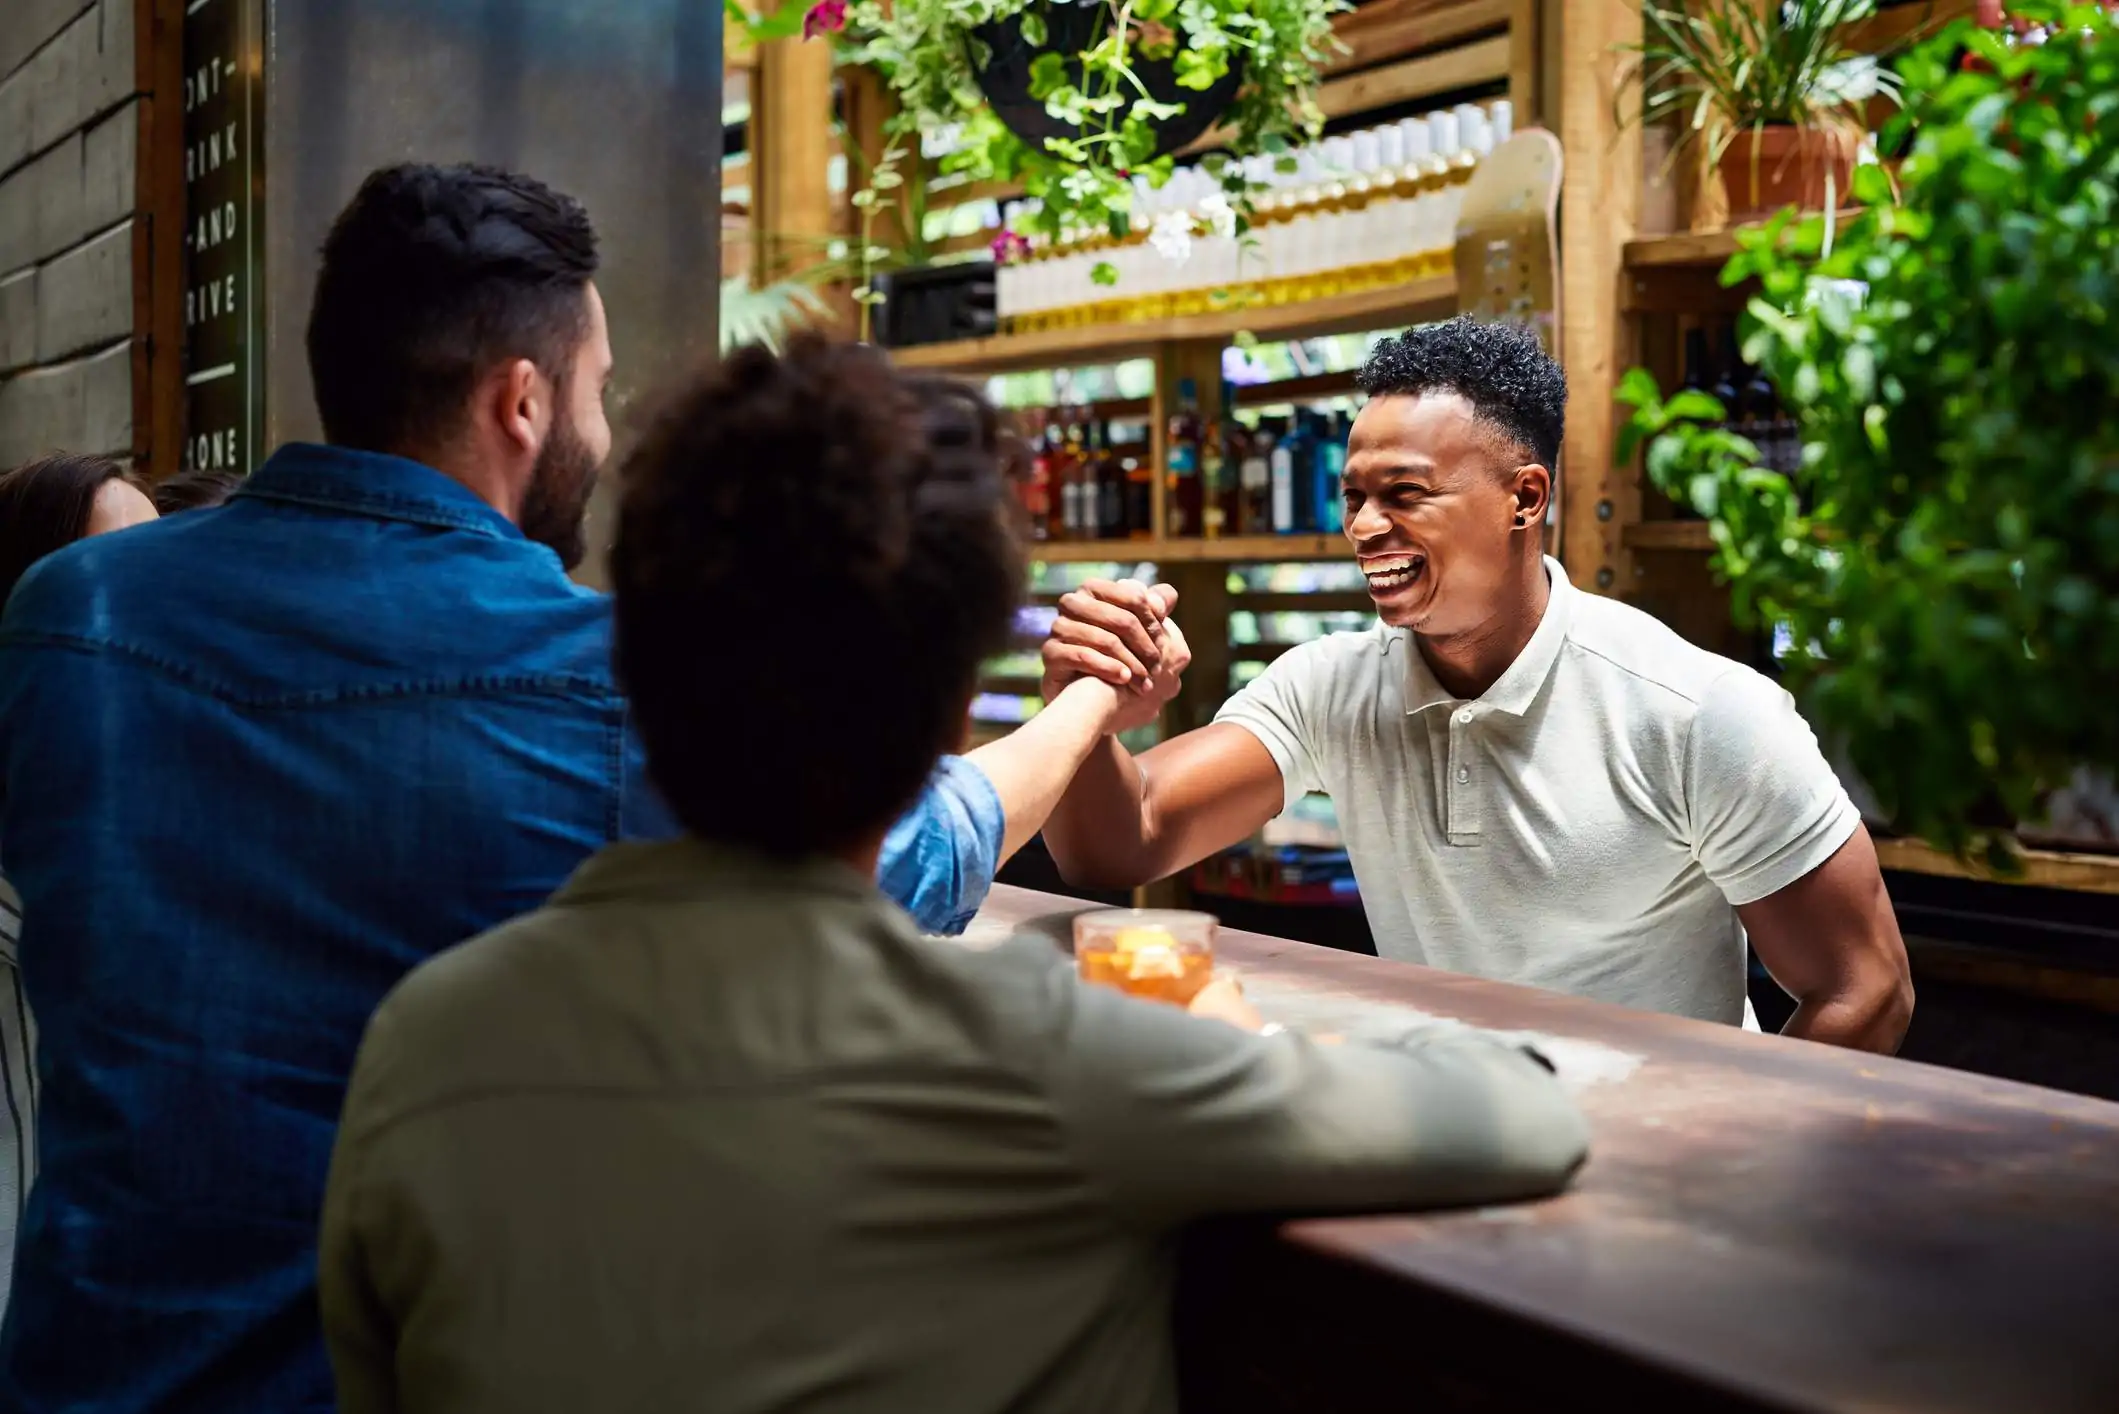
left=181, top=0, right=263, bottom=477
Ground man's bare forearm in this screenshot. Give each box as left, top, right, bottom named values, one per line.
left=1783, top=970, right=1914, bottom=1054
left=1043, top=724, right=1288, bottom=891
left=965, top=677, right=1123, bottom=863
left=1041, top=733, right=1160, bottom=889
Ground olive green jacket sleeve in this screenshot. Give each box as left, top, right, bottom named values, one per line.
left=1043, top=969, right=1589, bottom=1227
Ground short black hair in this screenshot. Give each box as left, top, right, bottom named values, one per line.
left=0, top=453, right=137, bottom=607
left=152, top=465, right=243, bottom=515
left=1356, top=316, right=1567, bottom=468
left=306, top=163, right=599, bottom=453
left=612, top=336, right=1024, bottom=860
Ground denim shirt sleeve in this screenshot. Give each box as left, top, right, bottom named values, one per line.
left=878, top=756, right=1004, bottom=936
left=622, top=734, right=1002, bottom=936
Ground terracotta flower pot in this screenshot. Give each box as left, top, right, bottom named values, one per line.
left=1718, top=125, right=1857, bottom=221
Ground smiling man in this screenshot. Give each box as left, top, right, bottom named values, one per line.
left=1039, top=316, right=1913, bottom=1052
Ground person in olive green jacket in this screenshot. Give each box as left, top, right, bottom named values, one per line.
left=318, top=336, right=1590, bottom=1414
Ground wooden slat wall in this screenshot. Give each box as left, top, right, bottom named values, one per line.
left=1553, top=0, right=1641, bottom=598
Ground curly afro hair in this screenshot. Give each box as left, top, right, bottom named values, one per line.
left=611, top=335, right=1024, bottom=859
left=1356, top=316, right=1567, bottom=469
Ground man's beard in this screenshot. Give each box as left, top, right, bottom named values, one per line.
left=519, top=413, right=600, bottom=571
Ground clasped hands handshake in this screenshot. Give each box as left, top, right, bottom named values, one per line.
left=1039, top=578, right=1194, bottom=735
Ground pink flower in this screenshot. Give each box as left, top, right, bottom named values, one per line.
left=990, top=230, right=1033, bottom=265
left=802, top=0, right=846, bottom=40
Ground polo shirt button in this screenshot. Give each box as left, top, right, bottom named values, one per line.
left=1455, top=709, right=1474, bottom=725
left=1456, top=767, right=1469, bottom=783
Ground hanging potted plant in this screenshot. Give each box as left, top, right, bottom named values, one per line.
left=1621, top=0, right=1899, bottom=221
left=820, top=0, right=1345, bottom=285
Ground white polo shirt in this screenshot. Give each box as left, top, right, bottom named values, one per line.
left=1216, top=557, right=1859, bottom=1027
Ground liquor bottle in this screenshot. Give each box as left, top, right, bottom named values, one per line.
left=1216, top=408, right=1247, bottom=539
left=1123, top=430, right=1154, bottom=539
left=1680, top=327, right=1715, bottom=410
left=1200, top=387, right=1231, bottom=539
left=1710, top=326, right=1742, bottom=432
left=1311, top=408, right=1347, bottom=535
left=1041, top=419, right=1068, bottom=542
left=1100, top=422, right=1128, bottom=540
left=1166, top=378, right=1205, bottom=538
left=1238, top=418, right=1272, bottom=536
left=1058, top=409, right=1088, bottom=541
left=1269, top=414, right=1304, bottom=534
left=1736, top=361, right=1776, bottom=469
left=1023, top=409, right=1051, bottom=540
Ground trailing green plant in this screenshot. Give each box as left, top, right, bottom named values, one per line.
left=720, top=273, right=836, bottom=352
left=725, top=0, right=812, bottom=43
left=829, top=0, right=1344, bottom=279
left=1615, top=2, right=2119, bottom=866
left=1619, top=0, right=1900, bottom=172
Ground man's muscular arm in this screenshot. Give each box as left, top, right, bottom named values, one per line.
left=1036, top=579, right=1285, bottom=890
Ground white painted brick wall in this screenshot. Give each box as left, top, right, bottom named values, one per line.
left=0, top=68, right=30, bottom=177
left=26, top=11, right=88, bottom=155
left=0, top=2, right=94, bottom=84
left=28, top=135, right=88, bottom=259
left=0, top=357, right=86, bottom=467
left=0, top=161, right=33, bottom=277
left=0, top=270, right=35, bottom=374
left=35, top=219, right=130, bottom=362
left=80, top=335, right=130, bottom=455
left=0, top=0, right=142, bottom=471
left=82, top=101, right=136, bottom=233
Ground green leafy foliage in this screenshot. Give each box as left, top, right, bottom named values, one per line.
left=843, top=0, right=1344, bottom=253
left=1616, top=3, right=2119, bottom=864
left=1620, top=0, right=1900, bottom=167
left=720, top=274, right=833, bottom=353
left=726, top=0, right=812, bottom=43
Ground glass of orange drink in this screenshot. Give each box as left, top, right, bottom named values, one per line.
left=1073, top=909, right=1217, bottom=1006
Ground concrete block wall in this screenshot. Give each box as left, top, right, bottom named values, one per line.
left=0, top=0, right=142, bottom=469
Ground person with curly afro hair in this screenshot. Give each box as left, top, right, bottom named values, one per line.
left=1036, top=315, right=1912, bottom=1055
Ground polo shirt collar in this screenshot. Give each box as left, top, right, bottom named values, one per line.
left=1402, top=556, right=1573, bottom=718
left=234, top=442, right=529, bottom=543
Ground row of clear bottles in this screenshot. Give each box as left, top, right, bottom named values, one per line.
left=997, top=99, right=1514, bottom=324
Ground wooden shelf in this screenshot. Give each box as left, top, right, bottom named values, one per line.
left=1875, top=840, right=2119, bottom=897
left=889, top=278, right=1456, bottom=376
left=1029, top=533, right=1350, bottom=565
left=1624, top=227, right=1747, bottom=271
left=1625, top=210, right=1868, bottom=272
left=1624, top=520, right=1716, bottom=551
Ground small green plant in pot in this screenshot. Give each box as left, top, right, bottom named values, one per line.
left=1622, top=0, right=1900, bottom=220
left=1615, top=1, right=2119, bottom=867
left=828, top=0, right=1345, bottom=283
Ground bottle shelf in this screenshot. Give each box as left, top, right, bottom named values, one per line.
left=1623, top=210, right=1867, bottom=272
left=888, top=277, right=1456, bottom=376
left=1026, top=533, right=1351, bottom=565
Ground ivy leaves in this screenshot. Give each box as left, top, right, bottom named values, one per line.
left=845, top=0, right=1344, bottom=252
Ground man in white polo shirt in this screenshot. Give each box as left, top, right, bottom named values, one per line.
left=1040, top=317, right=1912, bottom=1052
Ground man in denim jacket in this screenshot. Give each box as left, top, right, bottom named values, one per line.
left=0, top=164, right=1134, bottom=1413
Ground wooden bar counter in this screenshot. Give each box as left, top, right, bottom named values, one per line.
left=969, top=886, right=2119, bottom=1413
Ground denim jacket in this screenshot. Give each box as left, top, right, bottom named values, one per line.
left=0, top=444, right=1003, bottom=1412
